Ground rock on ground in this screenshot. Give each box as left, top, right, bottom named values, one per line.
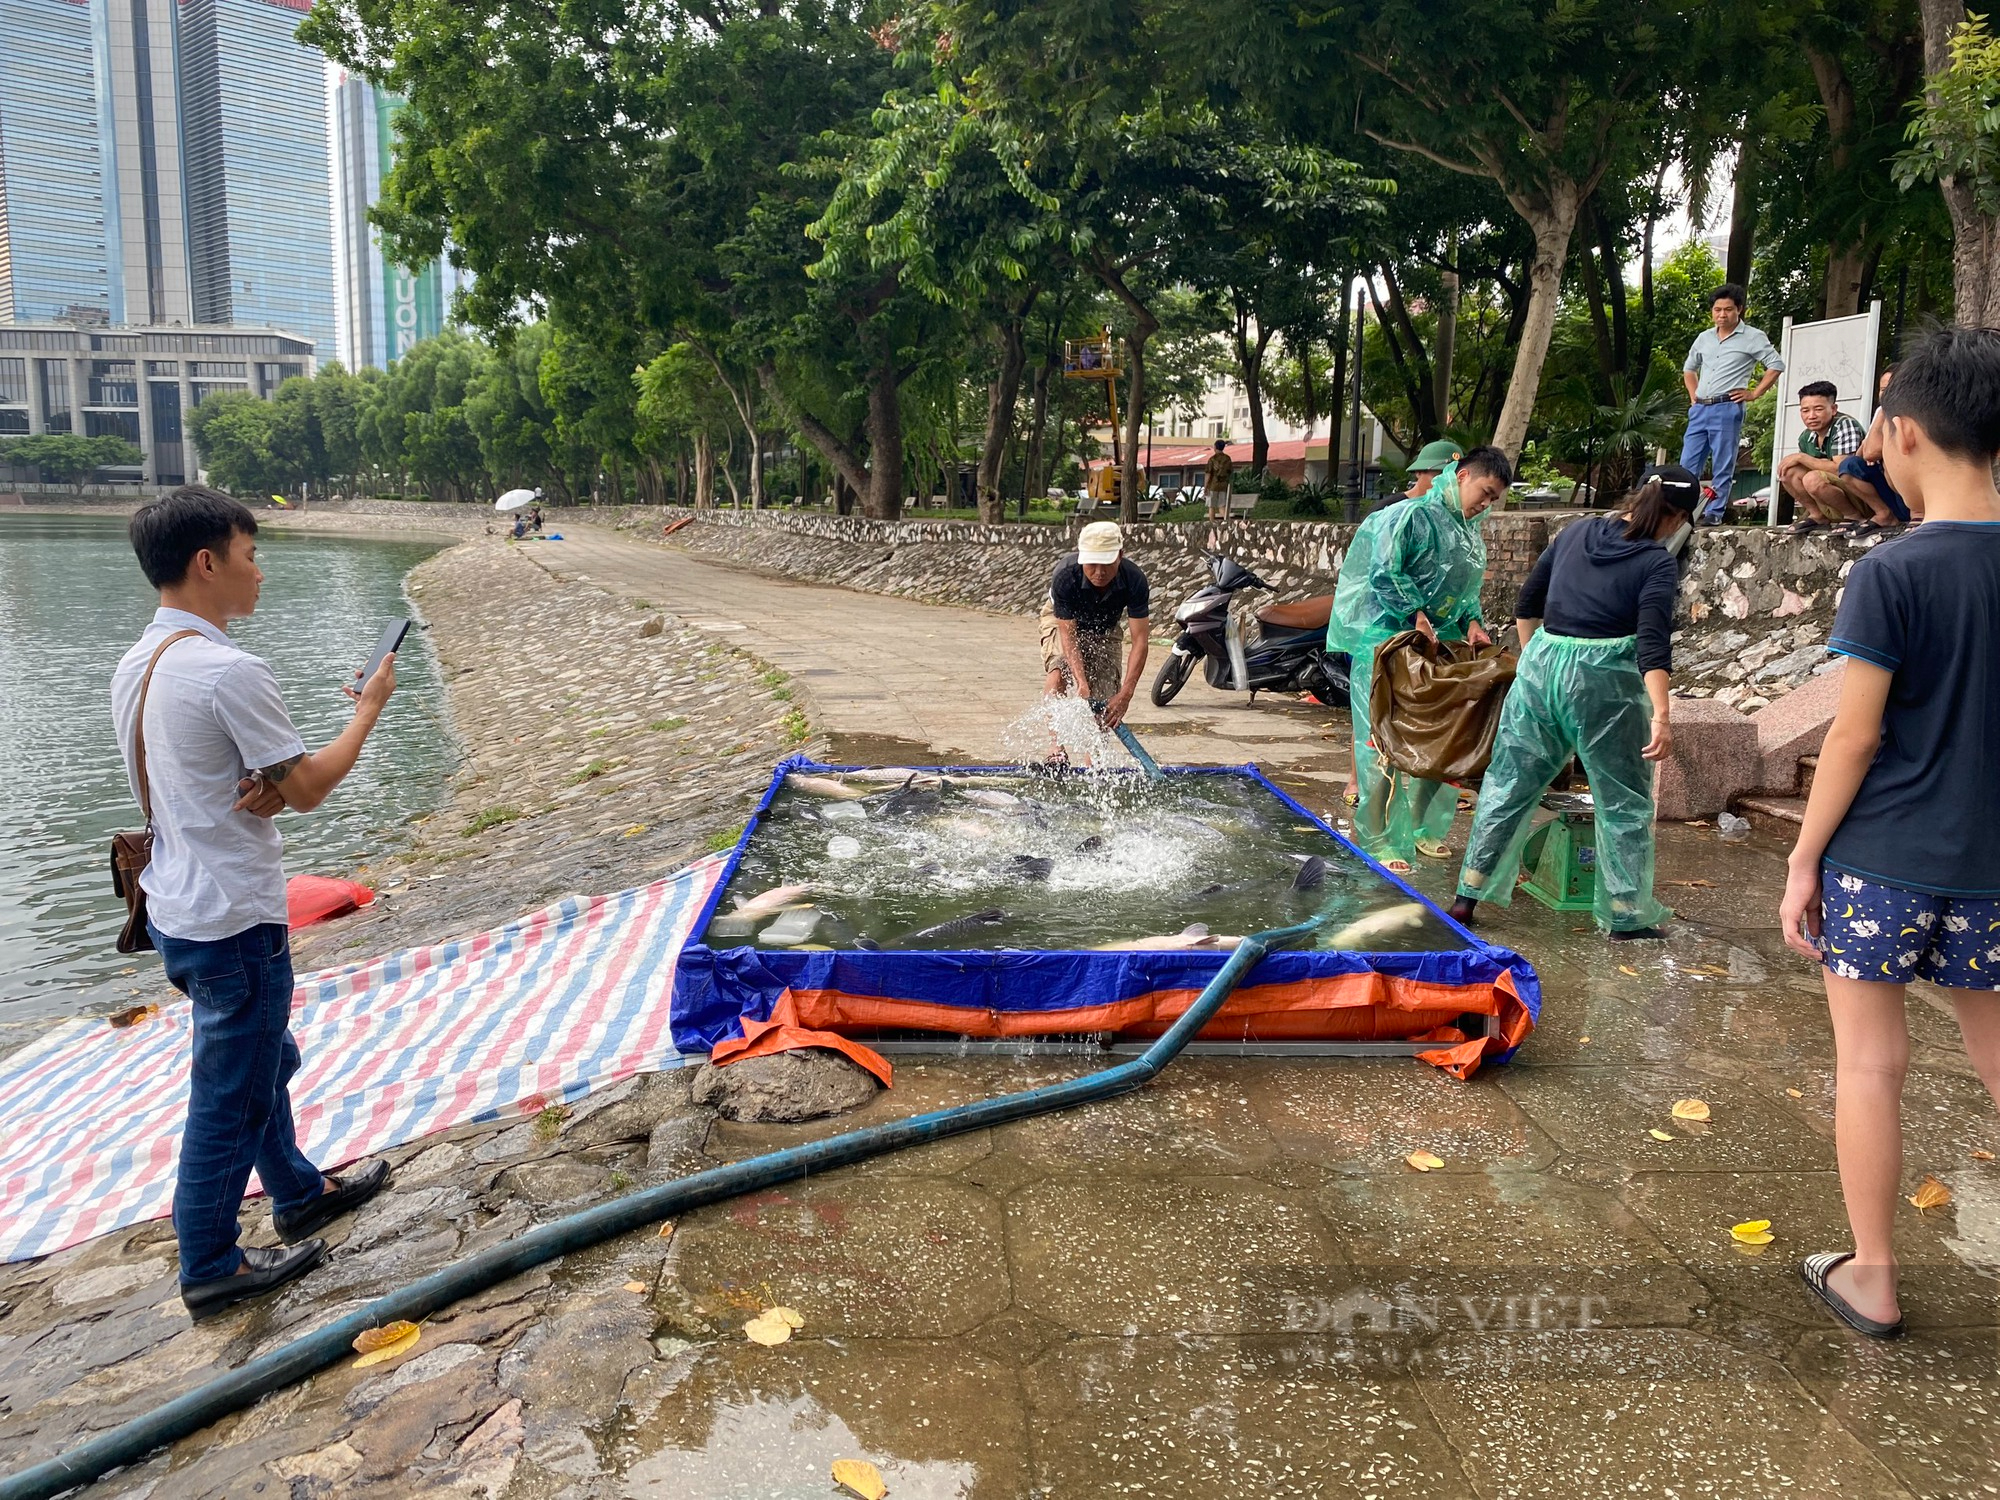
left=691, top=1051, right=882, bottom=1122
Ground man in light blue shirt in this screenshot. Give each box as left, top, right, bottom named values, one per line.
left=1681, top=283, right=1784, bottom=524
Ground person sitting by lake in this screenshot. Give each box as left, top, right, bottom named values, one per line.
left=1832, top=367, right=1914, bottom=533
left=1449, top=465, right=1698, bottom=941
left=1779, top=381, right=1885, bottom=536
left=113, top=486, right=397, bottom=1320
left=1040, top=520, right=1151, bottom=730
left=511, top=513, right=527, bottom=540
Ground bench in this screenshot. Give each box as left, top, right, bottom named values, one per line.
left=1227, top=492, right=1258, bottom=518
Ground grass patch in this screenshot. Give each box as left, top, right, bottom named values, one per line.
left=465, top=805, right=522, bottom=836
left=587, top=726, right=611, bottom=739
left=568, top=758, right=617, bottom=785
left=533, top=1104, right=570, bottom=1141
left=782, top=709, right=811, bottom=744
left=759, top=667, right=788, bottom=688
left=769, top=685, right=792, bottom=702
left=704, top=826, right=742, bottom=854
left=609, top=1169, right=633, bottom=1193
left=649, top=716, right=686, bottom=732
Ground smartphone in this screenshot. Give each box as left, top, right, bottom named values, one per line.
left=360, top=619, right=410, bottom=690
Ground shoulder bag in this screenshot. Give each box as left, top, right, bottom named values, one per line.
left=110, top=630, right=201, bottom=954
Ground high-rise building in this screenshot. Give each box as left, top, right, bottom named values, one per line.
left=94, top=0, right=195, bottom=326
left=0, top=0, right=112, bottom=325
left=179, top=0, right=336, bottom=360
left=330, top=72, right=455, bottom=369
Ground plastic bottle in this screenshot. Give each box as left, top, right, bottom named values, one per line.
left=1717, top=813, right=1751, bottom=843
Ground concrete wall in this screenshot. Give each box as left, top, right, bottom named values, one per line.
left=589, top=503, right=1883, bottom=713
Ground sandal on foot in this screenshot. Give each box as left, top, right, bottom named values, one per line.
left=1415, top=839, right=1452, bottom=860
left=1800, top=1252, right=1906, bottom=1339
left=1381, top=858, right=1415, bottom=876
left=1788, top=519, right=1824, bottom=537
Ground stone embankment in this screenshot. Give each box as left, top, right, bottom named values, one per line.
left=581, top=504, right=1880, bottom=711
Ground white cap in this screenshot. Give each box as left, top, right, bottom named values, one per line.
left=1077, top=520, right=1124, bottom=564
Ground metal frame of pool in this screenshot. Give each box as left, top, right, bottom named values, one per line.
left=669, top=756, right=1540, bottom=1073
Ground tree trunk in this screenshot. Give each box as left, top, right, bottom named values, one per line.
left=759, top=363, right=872, bottom=502
left=1434, top=232, right=1459, bottom=425
left=1120, top=330, right=1152, bottom=524
left=1726, top=133, right=1758, bottom=291
left=1373, top=264, right=1439, bottom=440
left=1919, top=0, right=2000, bottom=324
left=1024, top=348, right=1055, bottom=506
left=1808, top=45, right=1869, bottom=317
left=977, top=314, right=1028, bottom=522
left=1576, top=228, right=1617, bottom=402
left=1233, top=298, right=1276, bottom=473
left=862, top=351, right=904, bottom=520
left=1492, top=186, right=1583, bottom=460
left=1329, top=290, right=1351, bottom=468
left=1595, top=203, right=1630, bottom=379
left=693, top=431, right=714, bottom=509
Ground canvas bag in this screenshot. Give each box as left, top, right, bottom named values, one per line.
left=109, top=630, right=201, bottom=954
left=1369, top=631, right=1518, bottom=782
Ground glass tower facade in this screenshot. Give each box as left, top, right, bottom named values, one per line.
left=178, top=0, right=335, bottom=356
left=0, top=0, right=112, bottom=324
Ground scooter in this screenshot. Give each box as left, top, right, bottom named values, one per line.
left=1151, top=552, right=1351, bottom=707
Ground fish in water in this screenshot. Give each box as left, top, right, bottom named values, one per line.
left=760, top=907, right=825, bottom=946
left=827, top=835, right=863, bottom=860
left=1096, top=924, right=1242, bottom=952
left=840, top=767, right=933, bottom=784
left=901, top=908, right=1007, bottom=945
left=1009, top=854, right=1054, bottom=881
left=1326, top=902, right=1426, bottom=949
left=961, top=788, right=1023, bottom=808
left=1292, top=855, right=1328, bottom=892
left=733, top=882, right=814, bottom=917
left=786, top=773, right=869, bottom=801
left=1074, top=834, right=1104, bottom=853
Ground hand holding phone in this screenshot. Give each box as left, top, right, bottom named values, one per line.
left=351, top=620, right=409, bottom=713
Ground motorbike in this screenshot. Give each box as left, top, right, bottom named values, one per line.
left=1150, top=552, right=1351, bottom=707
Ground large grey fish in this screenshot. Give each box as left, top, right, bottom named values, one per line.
left=900, top=908, right=1006, bottom=945
left=961, top=788, right=1024, bottom=809
left=1008, top=854, right=1054, bottom=881
left=1292, top=855, right=1329, bottom=892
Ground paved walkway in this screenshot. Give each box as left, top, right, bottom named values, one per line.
left=524, top=529, right=1351, bottom=779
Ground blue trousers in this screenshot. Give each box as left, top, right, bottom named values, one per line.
left=1680, top=400, right=1746, bottom=522
left=151, top=920, right=324, bottom=1283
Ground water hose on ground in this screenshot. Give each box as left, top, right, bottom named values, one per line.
left=0, top=916, right=1325, bottom=1500
left=1113, top=722, right=1163, bottom=777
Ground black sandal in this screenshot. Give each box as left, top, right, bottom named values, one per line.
left=1788, top=519, right=1823, bottom=537
left=1800, top=1251, right=1906, bottom=1339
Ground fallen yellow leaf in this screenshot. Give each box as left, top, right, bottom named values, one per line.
left=1618, top=965, right=1639, bottom=977
left=108, top=1003, right=160, bottom=1029
left=772, top=1305, right=805, bottom=1329
left=624, top=1280, right=648, bottom=1293
left=1785, top=1088, right=1803, bottom=1099
left=623, top=824, right=648, bottom=838
left=1405, top=1150, right=1445, bottom=1172
left=832, top=1458, right=888, bottom=1500
left=743, top=1311, right=793, bottom=1346
left=1648, top=1129, right=1675, bottom=1142
left=1671, top=1099, right=1711, bottom=1122
left=1973, top=1149, right=1996, bottom=1162
left=352, top=1321, right=422, bottom=1367
left=1578, top=1035, right=1591, bottom=1045
left=658, top=1221, right=677, bottom=1239
left=1729, top=1219, right=1775, bottom=1245
left=1909, top=1175, right=1953, bottom=1213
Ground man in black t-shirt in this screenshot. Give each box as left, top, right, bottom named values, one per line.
left=1039, top=520, right=1151, bottom=728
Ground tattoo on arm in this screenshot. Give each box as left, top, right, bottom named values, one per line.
left=257, top=753, right=304, bottom=783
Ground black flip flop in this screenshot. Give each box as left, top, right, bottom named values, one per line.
left=1800, top=1251, right=1906, bottom=1339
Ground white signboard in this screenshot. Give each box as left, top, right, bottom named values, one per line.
left=1767, top=302, right=1882, bottom=523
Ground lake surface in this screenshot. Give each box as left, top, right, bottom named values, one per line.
left=0, top=514, right=459, bottom=1029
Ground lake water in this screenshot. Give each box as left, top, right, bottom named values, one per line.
left=0, top=514, right=458, bottom=1030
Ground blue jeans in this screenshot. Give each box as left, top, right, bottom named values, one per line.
left=1680, top=400, right=1746, bottom=522
left=150, top=921, right=324, bottom=1283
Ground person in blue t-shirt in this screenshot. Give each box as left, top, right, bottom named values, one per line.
left=1780, top=326, right=2000, bottom=1342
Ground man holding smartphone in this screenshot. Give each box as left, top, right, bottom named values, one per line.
left=112, top=486, right=396, bottom=1319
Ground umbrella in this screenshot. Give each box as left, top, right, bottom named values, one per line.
left=495, top=488, right=538, bottom=511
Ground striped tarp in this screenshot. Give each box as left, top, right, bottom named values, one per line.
left=0, top=856, right=724, bottom=1264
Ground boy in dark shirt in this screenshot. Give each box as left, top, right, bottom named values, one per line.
left=1781, top=327, right=2000, bottom=1339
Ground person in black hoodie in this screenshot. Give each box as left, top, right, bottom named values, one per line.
left=1448, top=465, right=1700, bottom=939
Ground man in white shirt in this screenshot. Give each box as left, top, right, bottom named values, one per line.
left=1680, top=283, right=1784, bottom=524
left=113, top=487, right=396, bottom=1320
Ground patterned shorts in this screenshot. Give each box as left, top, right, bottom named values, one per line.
left=1818, top=866, right=2000, bottom=990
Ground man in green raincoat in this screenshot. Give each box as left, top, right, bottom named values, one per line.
left=1327, top=446, right=1514, bottom=870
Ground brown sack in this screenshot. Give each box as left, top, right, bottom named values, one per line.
left=1369, top=631, right=1518, bottom=781
left=109, top=629, right=201, bottom=954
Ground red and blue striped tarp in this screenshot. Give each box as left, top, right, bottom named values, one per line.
left=0, top=856, right=723, bottom=1265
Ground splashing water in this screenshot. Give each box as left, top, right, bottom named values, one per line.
left=997, top=696, right=1143, bottom=774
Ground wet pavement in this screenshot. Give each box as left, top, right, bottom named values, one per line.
left=4, top=532, right=1998, bottom=1496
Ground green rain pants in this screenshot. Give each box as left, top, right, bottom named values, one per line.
left=1348, top=648, right=1457, bottom=863
left=1455, top=632, right=1672, bottom=934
